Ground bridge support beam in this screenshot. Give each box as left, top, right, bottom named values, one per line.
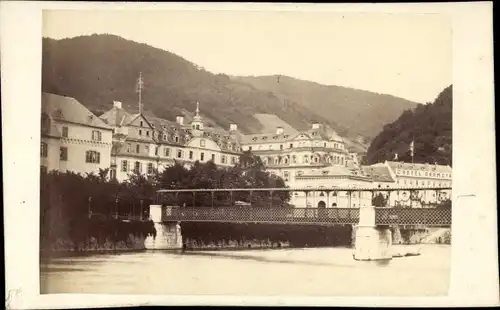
left=145, top=205, right=183, bottom=250
left=353, top=205, right=392, bottom=261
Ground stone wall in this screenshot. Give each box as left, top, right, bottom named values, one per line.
left=41, top=233, right=147, bottom=253
left=184, top=238, right=291, bottom=250
left=392, top=226, right=452, bottom=244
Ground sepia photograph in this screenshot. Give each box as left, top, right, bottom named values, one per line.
left=39, top=8, right=454, bottom=296
left=1, top=1, right=497, bottom=308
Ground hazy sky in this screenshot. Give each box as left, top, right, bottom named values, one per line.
left=43, top=9, right=452, bottom=103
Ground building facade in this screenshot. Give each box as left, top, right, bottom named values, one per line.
left=238, top=123, right=353, bottom=186
left=41, top=93, right=113, bottom=175
left=99, top=101, right=241, bottom=182
left=362, top=160, right=452, bottom=207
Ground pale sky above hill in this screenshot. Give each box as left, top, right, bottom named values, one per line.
left=43, top=9, right=452, bottom=104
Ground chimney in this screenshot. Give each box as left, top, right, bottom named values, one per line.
left=113, top=101, right=122, bottom=109
left=229, top=123, right=238, bottom=131
left=176, top=115, right=184, bottom=125
left=276, top=126, right=284, bottom=135
left=312, top=122, right=320, bottom=129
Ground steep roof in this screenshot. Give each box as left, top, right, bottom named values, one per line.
left=386, top=161, right=452, bottom=173
left=43, top=93, right=112, bottom=130
left=99, top=106, right=135, bottom=127
left=362, top=165, right=396, bottom=182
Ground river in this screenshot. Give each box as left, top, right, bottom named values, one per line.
left=40, top=245, right=450, bottom=296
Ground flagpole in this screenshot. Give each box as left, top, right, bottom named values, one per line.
left=412, top=136, right=414, bottom=164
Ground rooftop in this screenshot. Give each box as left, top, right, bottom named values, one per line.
left=42, top=93, right=112, bottom=130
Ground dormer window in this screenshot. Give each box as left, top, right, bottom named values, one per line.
left=175, top=136, right=179, bottom=143
left=252, top=137, right=258, bottom=141
left=140, top=121, right=144, bottom=127
left=200, top=139, right=206, bottom=147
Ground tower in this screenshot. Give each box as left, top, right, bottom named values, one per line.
left=190, top=101, right=204, bottom=136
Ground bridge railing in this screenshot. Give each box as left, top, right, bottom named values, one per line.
left=162, top=206, right=360, bottom=225
left=375, top=207, right=452, bottom=226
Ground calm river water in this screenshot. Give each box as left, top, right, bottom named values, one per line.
left=40, top=245, right=450, bottom=296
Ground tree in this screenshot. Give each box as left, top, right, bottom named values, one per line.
left=372, top=193, right=388, bottom=207
left=364, top=85, right=452, bottom=166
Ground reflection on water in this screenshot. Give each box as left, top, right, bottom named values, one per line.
left=41, top=245, right=450, bottom=296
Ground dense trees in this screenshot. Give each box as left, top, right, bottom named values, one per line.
left=40, top=152, right=354, bottom=250
left=363, top=85, right=452, bottom=166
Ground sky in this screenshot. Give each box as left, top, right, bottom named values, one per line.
left=43, top=9, right=452, bottom=104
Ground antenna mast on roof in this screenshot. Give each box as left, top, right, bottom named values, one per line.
left=136, top=72, right=144, bottom=115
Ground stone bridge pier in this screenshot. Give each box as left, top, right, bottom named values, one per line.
left=353, top=205, right=392, bottom=261
left=145, top=205, right=183, bottom=250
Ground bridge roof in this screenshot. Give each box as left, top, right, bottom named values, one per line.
left=157, top=186, right=452, bottom=193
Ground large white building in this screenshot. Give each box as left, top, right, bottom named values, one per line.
left=362, top=161, right=452, bottom=207
left=40, top=93, right=113, bottom=175
left=99, top=101, right=241, bottom=182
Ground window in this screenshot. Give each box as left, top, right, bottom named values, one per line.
left=62, top=126, right=68, bottom=138
left=221, top=155, right=227, bottom=164
left=145, top=145, right=149, bottom=153
left=200, top=152, right=205, bottom=161
left=121, top=160, right=128, bottom=172
left=292, top=155, right=297, bottom=164
left=127, top=143, right=131, bottom=152
left=136, top=144, right=140, bottom=153
left=163, top=134, right=167, bottom=140
left=175, top=136, right=179, bottom=143
left=268, top=145, right=272, bottom=150
left=146, top=131, right=150, bottom=137
left=177, top=149, right=182, bottom=158
left=40, top=166, right=47, bottom=174
left=280, top=144, right=283, bottom=150
left=324, top=142, right=326, bottom=147
left=211, top=154, right=215, bottom=162
left=284, top=171, right=289, bottom=181
left=85, top=151, right=100, bottom=164
left=189, top=151, right=193, bottom=160
left=60, top=147, right=68, bottom=161
left=110, top=169, right=116, bottom=180
left=164, top=148, right=170, bottom=157
left=147, top=163, right=154, bottom=175
left=155, top=146, right=158, bottom=156
left=92, top=130, right=102, bottom=141
left=134, top=161, right=141, bottom=174
left=290, top=143, right=293, bottom=148
left=231, top=156, right=236, bottom=164
left=248, top=146, right=252, bottom=151
left=303, top=155, right=309, bottom=163
left=200, top=139, right=206, bottom=147
left=139, top=130, right=142, bottom=136
left=40, top=142, right=48, bottom=158
left=140, top=121, right=143, bottom=127
left=196, top=124, right=200, bottom=130
left=296, top=171, right=303, bottom=176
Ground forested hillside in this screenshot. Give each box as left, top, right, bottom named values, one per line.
left=233, top=75, right=420, bottom=140
left=42, top=34, right=418, bottom=147
left=363, top=85, right=452, bottom=165
left=42, top=34, right=339, bottom=135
